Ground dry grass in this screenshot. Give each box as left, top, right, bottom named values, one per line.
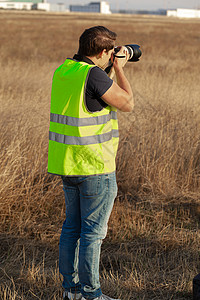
left=0, top=11, right=200, bottom=299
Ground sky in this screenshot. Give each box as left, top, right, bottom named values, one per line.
left=60, top=0, right=200, bottom=10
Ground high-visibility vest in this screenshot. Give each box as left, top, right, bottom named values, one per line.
left=48, top=59, right=119, bottom=176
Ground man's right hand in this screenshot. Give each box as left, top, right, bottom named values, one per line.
left=112, top=46, right=129, bottom=70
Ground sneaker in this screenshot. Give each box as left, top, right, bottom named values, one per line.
left=63, top=291, right=82, bottom=300
left=81, top=294, right=120, bottom=300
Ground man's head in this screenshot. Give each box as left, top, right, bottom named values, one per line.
left=78, top=26, right=117, bottom=68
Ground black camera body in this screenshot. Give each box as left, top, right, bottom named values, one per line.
left=105, top=44, right=142, bottom=74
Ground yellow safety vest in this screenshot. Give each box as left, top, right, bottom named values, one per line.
left=48, top=59, right=119, bottom=176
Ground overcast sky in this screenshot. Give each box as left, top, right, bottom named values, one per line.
left=60, top=0, right=200, bottom=10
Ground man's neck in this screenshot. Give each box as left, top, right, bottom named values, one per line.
left=86, top=56, right=99, bottom=66
left=73, top=54, right=95, bottom=65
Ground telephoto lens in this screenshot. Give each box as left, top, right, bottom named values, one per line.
left=125, top=44, right=142, bottom=62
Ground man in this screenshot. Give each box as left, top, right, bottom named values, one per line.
left=48, top=26, right=133, bottom=300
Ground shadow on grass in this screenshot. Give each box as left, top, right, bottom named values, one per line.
left=0, top=229, right=196, bottom=300
left=101, top=235, right=196, bottom=300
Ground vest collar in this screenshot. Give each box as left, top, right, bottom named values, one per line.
left=73, top=54, right=95, bottom=65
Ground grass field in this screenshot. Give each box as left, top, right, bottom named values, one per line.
left=0, top=10, right=200, bottom=299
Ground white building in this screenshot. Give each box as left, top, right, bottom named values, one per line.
left=32, top=2, right=49, bottom=10
left=167, top=8, right=200, bottom=18
left=0, top=0, right=66, bottom=11
left=100, top=1, right=111, bottom=14
left=70, top=1, right=111, bottom=14
left=32, top=2, right=66, bottom=11
left=0, top=1, right=33, bottom=9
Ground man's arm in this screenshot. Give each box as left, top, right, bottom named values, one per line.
left=101, top=47, right=134, bottom=112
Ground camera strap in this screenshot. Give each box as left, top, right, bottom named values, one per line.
left=113, top=54, right=126, bottom=58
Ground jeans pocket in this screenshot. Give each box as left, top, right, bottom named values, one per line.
left=80, top=175, right=101, bottom=196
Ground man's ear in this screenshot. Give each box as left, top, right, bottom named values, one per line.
left=97, top=49, right=106, bottom=59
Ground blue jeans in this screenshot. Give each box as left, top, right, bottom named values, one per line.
left=59, top=172, right=118, bottom=299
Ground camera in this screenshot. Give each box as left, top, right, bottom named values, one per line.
left=105, top=44, right=142, bottom=74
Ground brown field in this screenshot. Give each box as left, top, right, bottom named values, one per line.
left=0, top=10, right=200, bottom=300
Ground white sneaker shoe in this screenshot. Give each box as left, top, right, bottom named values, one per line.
left=81, top=294, right=120, bottom=300
left=63, top=291, right=82, bottom=300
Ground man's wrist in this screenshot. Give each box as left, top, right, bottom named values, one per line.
left=114, top=65, right=125, bottom=76
left=114, top=64, right=123, bottom=71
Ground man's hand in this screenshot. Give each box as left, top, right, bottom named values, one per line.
left=107, top=46, right=129, bottom=79
left=112, top=46, right=129, bottom=70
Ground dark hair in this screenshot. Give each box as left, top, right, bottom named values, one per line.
left=78, top=26, right=117, bottom=56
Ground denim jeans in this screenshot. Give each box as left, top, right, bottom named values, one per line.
left=59, top=172, right=118, bottom=299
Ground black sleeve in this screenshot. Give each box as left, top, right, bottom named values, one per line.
left=85, top=66, right=113, bottom=112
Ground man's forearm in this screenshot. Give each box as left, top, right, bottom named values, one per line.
left=114, top=66, right=134, bottom=108
left=107, top=66, right=115, bottom=79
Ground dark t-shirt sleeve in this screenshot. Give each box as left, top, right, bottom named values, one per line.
left=85, top=66, right=113, bottom=112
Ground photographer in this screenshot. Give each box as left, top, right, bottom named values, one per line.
left=48, top=26, right=133, bottom=300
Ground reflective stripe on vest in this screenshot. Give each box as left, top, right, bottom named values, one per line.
left=49, top=129, right=119, bottom=146
left=50, top=110, right=117, bottom=126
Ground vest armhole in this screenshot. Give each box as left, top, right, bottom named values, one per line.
left=83, top=66, right=95, bottom=114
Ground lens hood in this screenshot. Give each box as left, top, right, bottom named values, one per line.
left=125, top=44, right=142, bottom=62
